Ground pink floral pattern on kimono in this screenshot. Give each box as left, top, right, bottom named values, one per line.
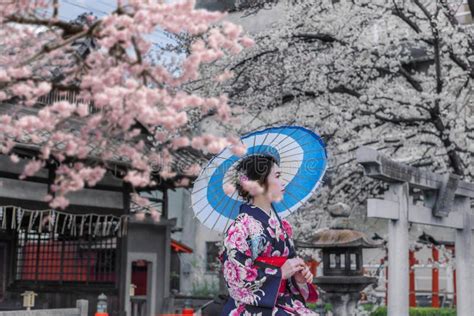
left=221, top=203, right=318, bottom=316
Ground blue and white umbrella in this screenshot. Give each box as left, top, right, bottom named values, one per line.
left=191, top=126, right=327, bottom=232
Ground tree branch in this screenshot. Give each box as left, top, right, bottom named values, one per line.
left=391, top=8, right=422, bottom=34
left=292, top=33, right=347, bottom=45
left=20, top=21, right=100, bottom=67
left=5, top=15, right=85, bottom=37
left=329, top=85, right=361, bottom=98
left=398, top=66, right=424, bottom=92
left=449, top=52, right=474, bottom=79
left=230, top=49, right=278, bottom=71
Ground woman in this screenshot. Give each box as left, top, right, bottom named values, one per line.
left=220, top=154, right=318, bottom=316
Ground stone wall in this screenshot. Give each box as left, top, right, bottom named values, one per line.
left=0, top=300, right=87, bottom=316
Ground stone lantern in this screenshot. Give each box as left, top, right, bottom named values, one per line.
left=297, top=203, right=382, bottom=316
left=96, top=293, right=108, bottom=314
left=21, top=291, right=37, bottom=310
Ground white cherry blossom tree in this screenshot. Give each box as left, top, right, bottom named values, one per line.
left=196, top=0, right=474, bottom=240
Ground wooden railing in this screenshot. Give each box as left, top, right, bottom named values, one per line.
left=37, top=90, right=97, bottom=114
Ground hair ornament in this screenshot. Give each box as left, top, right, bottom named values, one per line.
left=239, top=174, right=249, bottom=183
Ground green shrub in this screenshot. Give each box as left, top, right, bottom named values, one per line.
left=371, top=307, right=456, bottom=316
left=306, top=302, right=317, bottom=310
left=324, top=303, right=332, bottom=312
left=305, top=302, right=332, bottom=312
left=362, top=303, right=375, bottom=312
left=371, top=307, right=387, bottom=316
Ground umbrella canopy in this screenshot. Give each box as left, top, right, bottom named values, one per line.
left=191, top=126, right=327, bottom=232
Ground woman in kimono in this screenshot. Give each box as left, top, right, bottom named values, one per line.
left=220, top=154, right=318, bottom=316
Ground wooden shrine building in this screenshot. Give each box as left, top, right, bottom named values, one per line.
left=0, top=143, right=201, bottom=316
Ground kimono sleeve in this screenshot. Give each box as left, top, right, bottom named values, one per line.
left=289, top=278, right=318, bottom=303
left=282, top=218, right=318, bottom=303
left=222, top=214, right=282, bottom=308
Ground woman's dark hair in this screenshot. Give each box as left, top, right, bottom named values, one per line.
left=235, top=154, right=278, bottom=201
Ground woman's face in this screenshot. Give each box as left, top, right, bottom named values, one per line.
left=263, top=164, right=285, bottom=202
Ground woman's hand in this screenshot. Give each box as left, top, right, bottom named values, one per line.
left=281, top=257, right=305, bottom=280
left=293, top=260, right=313, bottom=284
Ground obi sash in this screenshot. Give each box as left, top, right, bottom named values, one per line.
left=255, top=256, right=288, bottom=294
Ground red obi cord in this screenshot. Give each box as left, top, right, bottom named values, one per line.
left=255, top=256, right=287, bottom=293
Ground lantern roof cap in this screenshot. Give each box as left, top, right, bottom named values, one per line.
left=296, top=228, right=383, bottom=249
left=98, top=293, right=107, bottom=300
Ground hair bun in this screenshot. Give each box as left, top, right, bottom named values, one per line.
left=233, top=154, right=277, bottom=201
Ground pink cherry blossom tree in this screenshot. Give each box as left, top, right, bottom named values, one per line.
left=0, top=0, right=253, bottom=210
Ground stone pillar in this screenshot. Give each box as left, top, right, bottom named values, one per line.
left=386, top=183, right=409, bottom=316
left=455, top=197, right=472, bottom=316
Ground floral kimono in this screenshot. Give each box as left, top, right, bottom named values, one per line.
left=220, top=203, right=318, bottom=316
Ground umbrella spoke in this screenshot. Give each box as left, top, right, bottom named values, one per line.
left=202, top=187, right=238, bottom=227
left=202, top=190, right=229, bottom=226
left=193, top=155, right=235, bottom=179
left=279, top=159, right=318, bottom=164
left=267, top=126, right=302, bottom=152
left=278, top=186, right=312, bottom=217
left=196, top=175, right=241, bottom=220
left=276, top=195, right=296, bottom=217
left=278, top=140, right=325, bottom=156
left=223, top=203, right=236, bottom=233
left=192, top=164, right=239, bottom=189
left=192, top=177, right=235, bottom=213
left=258, top=127, right=272, bottom=148
left=279, top=149, right=326, bottom=160
left=211, top=190, right=240, bottom=231
left=280, top=165, right=326, bottom=170
left=273, top=130, right=315, bottom=153
left=203, top=153, right=234, bottom=164
left=192, top=174, right=233, bottom=198
left=257, top=126, right=283, bottom=147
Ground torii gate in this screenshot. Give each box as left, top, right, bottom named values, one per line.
left=356, top=147, right=474, bottom=316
